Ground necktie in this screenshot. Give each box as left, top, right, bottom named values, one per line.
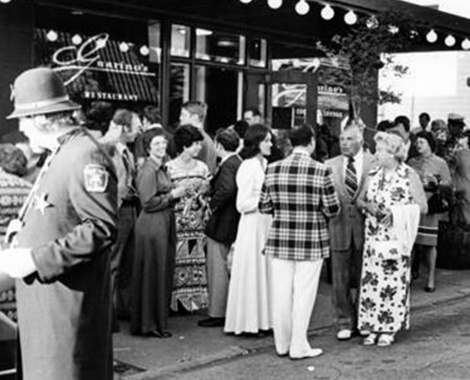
left=345, top=156, right=358, bottom=198
left=122, top=147, right=137, bottom=198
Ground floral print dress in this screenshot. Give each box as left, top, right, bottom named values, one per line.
left=357, top=164, right=414, bottom=333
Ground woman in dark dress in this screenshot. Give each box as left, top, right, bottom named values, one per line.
left=131, top=128, right=187, bottom=338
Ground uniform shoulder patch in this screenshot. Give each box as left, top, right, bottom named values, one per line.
left=84, top=164, right=109, bottom=193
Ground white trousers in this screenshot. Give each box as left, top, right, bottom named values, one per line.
left=270, top=257, right=323, bottom=356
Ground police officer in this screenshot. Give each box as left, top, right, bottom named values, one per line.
left=0, top=68, right=117, bottom=380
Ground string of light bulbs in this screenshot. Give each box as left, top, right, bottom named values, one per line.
left=238, top=0, right=470, bottom=50
left=44, top=30, right=151, bottom=55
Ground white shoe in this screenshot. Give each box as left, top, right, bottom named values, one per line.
left=336, top=329, right=353, bottom=340
left=289, top=348, right=323, bottom=360
left=363, top=333, right=378, bottom=346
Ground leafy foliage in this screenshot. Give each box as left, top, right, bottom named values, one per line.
left=317, top=10, right=422, bottom=117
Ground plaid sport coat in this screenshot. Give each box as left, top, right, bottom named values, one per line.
left=259, top=150, right=340, bottom=261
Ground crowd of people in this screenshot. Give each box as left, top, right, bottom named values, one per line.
left=1, top=67, right=470, bottom=378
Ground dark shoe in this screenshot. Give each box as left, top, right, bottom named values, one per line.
left=197, top=317, right=225, bottom=327
left=424, top=286, right=436, bottom=293
left=145, top=330, right=172, bottom=338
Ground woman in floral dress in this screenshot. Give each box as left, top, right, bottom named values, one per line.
left=166, top=124, right=211, bottom=312
left=357, top=132, right=427, bottom=347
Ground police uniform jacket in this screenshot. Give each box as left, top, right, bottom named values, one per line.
left=15, top=128, right=118, bottom=380
left=259, top=150, right=340, bottom=261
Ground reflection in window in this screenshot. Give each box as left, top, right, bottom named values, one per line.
left=171, top=24, right=190, bottom=57
left=249, top=38, right=267, bottom=68
left=196, top=29, right=245, bottom=65
left=271, top=83, right=307, bottom=128
left=148, top=20, right=161, bottom=64
left=169, top=63, right=190, bottom=128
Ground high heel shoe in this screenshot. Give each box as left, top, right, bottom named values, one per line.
left=377, top=333, right=395, bottom=347
left=424, top=286, right=436, bottom=293
left=363, top=333, right=378, bottom=346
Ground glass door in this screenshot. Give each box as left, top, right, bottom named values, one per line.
left=245, top=70, right=318, bottom=129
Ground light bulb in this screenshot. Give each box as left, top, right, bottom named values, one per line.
left=71, top=34, right=82, bottom=45
left=0, top=0, right=12, bottom=4
left=139, top=45, right=150, bottom=56
left=239, top=0, right=253, bottom=3
left=321, top=5, right=334, bottom=20
left=267, top=0, right=282, bottom=9
left=344, top=10, right=357, bottom=25
left=366, top=16, right=378, bottom=29
left=426, top=29, right=438, bottom=43
left=388, top=25, right=399, bottom=35
left=46, top=30, right=58, bottom=42
left=295, top=0, right=309, bottom=15
left=462, top=38, right=470, bottom=50
left=119, top=42, right=129, bottom=52
left=445, top=35, right=456, bottom=47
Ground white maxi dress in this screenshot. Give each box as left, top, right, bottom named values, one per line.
left=224, top=157, right=273, bottom=334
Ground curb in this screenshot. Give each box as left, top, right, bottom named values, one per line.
left=124, top=287, right=470, bottom=379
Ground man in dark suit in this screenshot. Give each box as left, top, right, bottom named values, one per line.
left=199, top=129, right=242, bottom=327
left=259, top=125, right=340, bottom=359
left=326, top=121, right=376, bottom=341
left=388, top=115, right=419, bottom=161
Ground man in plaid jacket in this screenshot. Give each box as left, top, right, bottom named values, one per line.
left=259, top=125, right=340, bottom=360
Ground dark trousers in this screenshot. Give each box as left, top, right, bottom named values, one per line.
left=331, top=242, right=363, bottom=331
left=110, top=203, right=136, bottom=329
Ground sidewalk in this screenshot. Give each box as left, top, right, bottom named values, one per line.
left=113, top=267, right=470, bottom=380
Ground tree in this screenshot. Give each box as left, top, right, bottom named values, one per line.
left=317, top=10, right=422, bottom=120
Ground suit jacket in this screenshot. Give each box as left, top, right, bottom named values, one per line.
left=259, top=151, right=340, bottom=261
left=326, top=150, right=376, bottom=251
left=204, top=154, right=242, bottom=245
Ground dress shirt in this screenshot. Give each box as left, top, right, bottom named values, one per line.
left=343, top=149, right=364, bottom=180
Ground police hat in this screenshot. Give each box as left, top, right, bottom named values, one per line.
left=448, top=113, right=465, bottom=122
left=7, top=68, right=81, bottom=119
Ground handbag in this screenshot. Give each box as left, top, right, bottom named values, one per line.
left=437, top=204, right=470, bottom=269
left=369, top=239, right=402, bottom=260
left=427, top=183, right=451, bottom=215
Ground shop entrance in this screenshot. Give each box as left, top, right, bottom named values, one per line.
left=245, top=70, right=318, bottom=129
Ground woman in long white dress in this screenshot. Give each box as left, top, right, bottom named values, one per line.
left=225, top=124, right=274, bottom=335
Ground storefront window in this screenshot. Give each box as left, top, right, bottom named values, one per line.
left=195, top=29, right=245, bottom=65
left=195, top=65, right=239, bottom=133
left=169, top=63, right=190, bottom=128
left=271, top=82, right=307, bottom=128
left=148, top=20, right=161, bottom=64
left=249, top=38, right=267, bottom=68
left=171, top=24, right=191, bottom=58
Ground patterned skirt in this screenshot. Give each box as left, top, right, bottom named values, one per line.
left=358, top=244, right=411, bottom=333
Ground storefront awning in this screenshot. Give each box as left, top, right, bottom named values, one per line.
left=37, top=0, right=470, bottom=56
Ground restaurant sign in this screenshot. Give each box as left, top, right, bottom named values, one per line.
left=35, top=29, right=159, bottom=104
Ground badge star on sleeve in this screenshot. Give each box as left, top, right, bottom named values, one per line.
left=35, top=192, right=52, bottom=215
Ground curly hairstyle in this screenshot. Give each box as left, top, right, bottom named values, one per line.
left=142, top=128, right=167, bottom=155
left=0, top=143, right=27, bottom=177
left=416, top=131, right=436, bottom=153
left=173, top=124, right=204, bottom=154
